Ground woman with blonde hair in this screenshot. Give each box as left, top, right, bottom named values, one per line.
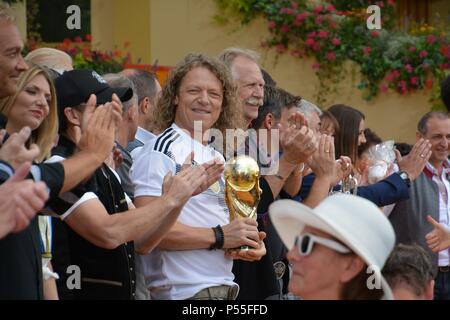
left=0, top=62, right=59, bottom=299
left=0, top=62, right=58, bottom=162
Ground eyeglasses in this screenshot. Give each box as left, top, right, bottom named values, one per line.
left=294, top=233, right=351, bottom=256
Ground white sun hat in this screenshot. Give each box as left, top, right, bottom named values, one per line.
left=269, top=194, right=396, bottom=300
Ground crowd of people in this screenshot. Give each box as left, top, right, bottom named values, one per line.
left=2, top=2, right=450, bottom=300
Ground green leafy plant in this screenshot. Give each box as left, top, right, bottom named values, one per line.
left=214, top=0, right=450, bottom=107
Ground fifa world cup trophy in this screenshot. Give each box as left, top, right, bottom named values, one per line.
left=224, top=155, right=262, bottom=250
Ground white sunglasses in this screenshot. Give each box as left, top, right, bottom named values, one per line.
left=294, top=233, right=351, bottom=256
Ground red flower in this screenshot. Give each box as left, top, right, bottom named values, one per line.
left=307, top=31, right=316, bottom=38
left=332, top=38, right=341, bottom=46
left=404, top=64, right=413, bottom=73
left=305, top=38, right=315, bottom=46
left=75, top=36, right=83, bottom=43
left=409, top=47, right=416, bottom=53
left=85, top=34, right=92, bottom=42
left=315, top=16, right=324, bottom=24
left=312, top=43, right=321, bottom=52
left=419, top=50, right=428, bottom=58
left=281, top=25, right=290, bottom=33
left=363, top=46, right=371, bottom=56
left=440, top=45, right=450, bottom=59
left=410, top=77, right=418, bottom=85
left=370, top=31, right=379, bottom=38
left=376, top=1, right=385, bottom=8
left=313, top=5, right=324, bottom=14
left=312, top=63, right=321, bottom=70
left=276, top=44, right=286, bottom=54
left=280, top=7, right=294, bottom=15
left=326, top=4, right=335, bottom=12
left=427, top=35, right=437, bottom=44
left=380, top=84, right=388, bottom=92
left=291, top=1, right=298, bottom=9
left=398, top=80, right=408, bottom=94
left=330, top=22, right=338, bottom=30
left=296, top=12, right=309, bottom=21
left=82, top=48, right=92, bottom=59
left=326, top=52, right=336, bottom=61
left=425, top=79, right=433, bottom=89
left=387, top=0, right=395, bottom=6
left=268, top=21, right=277, bottom=29
left=63, top=38, right=72, bottom=46
left=317, top=30, right=328, bottom=38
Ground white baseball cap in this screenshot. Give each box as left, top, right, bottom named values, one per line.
left=269, top=194, right=396, bottom=300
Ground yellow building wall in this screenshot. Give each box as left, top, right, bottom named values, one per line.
left=91, top=0, right=151, bottom=64
left=91, top=0, right=450, bottom=143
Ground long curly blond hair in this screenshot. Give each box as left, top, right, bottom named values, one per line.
left=153, top=53, right=246, bottom=135
left=0, top=63, right=58, bottom=162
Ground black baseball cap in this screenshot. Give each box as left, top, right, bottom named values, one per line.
left=55, top=69, right=133, bottom=133
left=55, top=69, right=133, bottom=109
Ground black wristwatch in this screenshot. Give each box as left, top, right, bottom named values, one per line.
left=398, top=171, right=411, bottom=187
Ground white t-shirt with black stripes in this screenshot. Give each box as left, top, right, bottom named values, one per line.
left=130, top=123, right=235, bottom=300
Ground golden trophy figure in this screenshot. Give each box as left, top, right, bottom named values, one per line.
left=224, top=155, right=262, bottom=250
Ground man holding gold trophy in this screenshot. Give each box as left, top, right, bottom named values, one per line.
left=130, top=53, right=267, bottom=300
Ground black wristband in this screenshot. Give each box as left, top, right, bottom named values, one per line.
left=210, top=225, right=224, bottom=250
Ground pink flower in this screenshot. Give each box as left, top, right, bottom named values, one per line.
left=315, top=16, right=324, bottom=24
left=410, top=77, right=419, bottom=85
left=332, top=38, right=341, bottom=46
left=268, top=21, right=277, bottom=29
left=419, top=50, right=428, bottom=58
left=291, top=1, right=298, bottom=9
left=305, top=38, right=315, bottom=46
left=307, top=31, right=316, bottom=38
left=326, top=52, right=336, bottom=61
left=312, top=43, right=321, bottom=52
left=317, top=30, right=328, bottom=38
left=327, top=4, right=335, bottom=12
left=427, top=35, right=437, bottom=44
left=404, top=64, right=413, bottom=73
left=75, top=36, right=83, bottom=43
left=380, top=84, right=388, bottom=92
left=280, top=7, right=294, bottom=15
left=409, top=47, right=416, bottom=53
left=296, top=12, right=309, bottom=21
left=363, top=46, right=371, bottom=56
left=330, top=22, right=338, bottom=30
left=276, top=44, right=286, bottom=54
left=370, top=31, right=379, bottom=38
left=385, top=73, right=394, bottom=82
left=281, top=25, right=290, bottom=33
left=312, top=63, right=321, bottom=70
left=313, top=5, right=324, bottom=14
left=398, top=80, right=408, bottom=94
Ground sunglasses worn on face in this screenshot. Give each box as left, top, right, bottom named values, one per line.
left=295, top=233, right=351, bottom=256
